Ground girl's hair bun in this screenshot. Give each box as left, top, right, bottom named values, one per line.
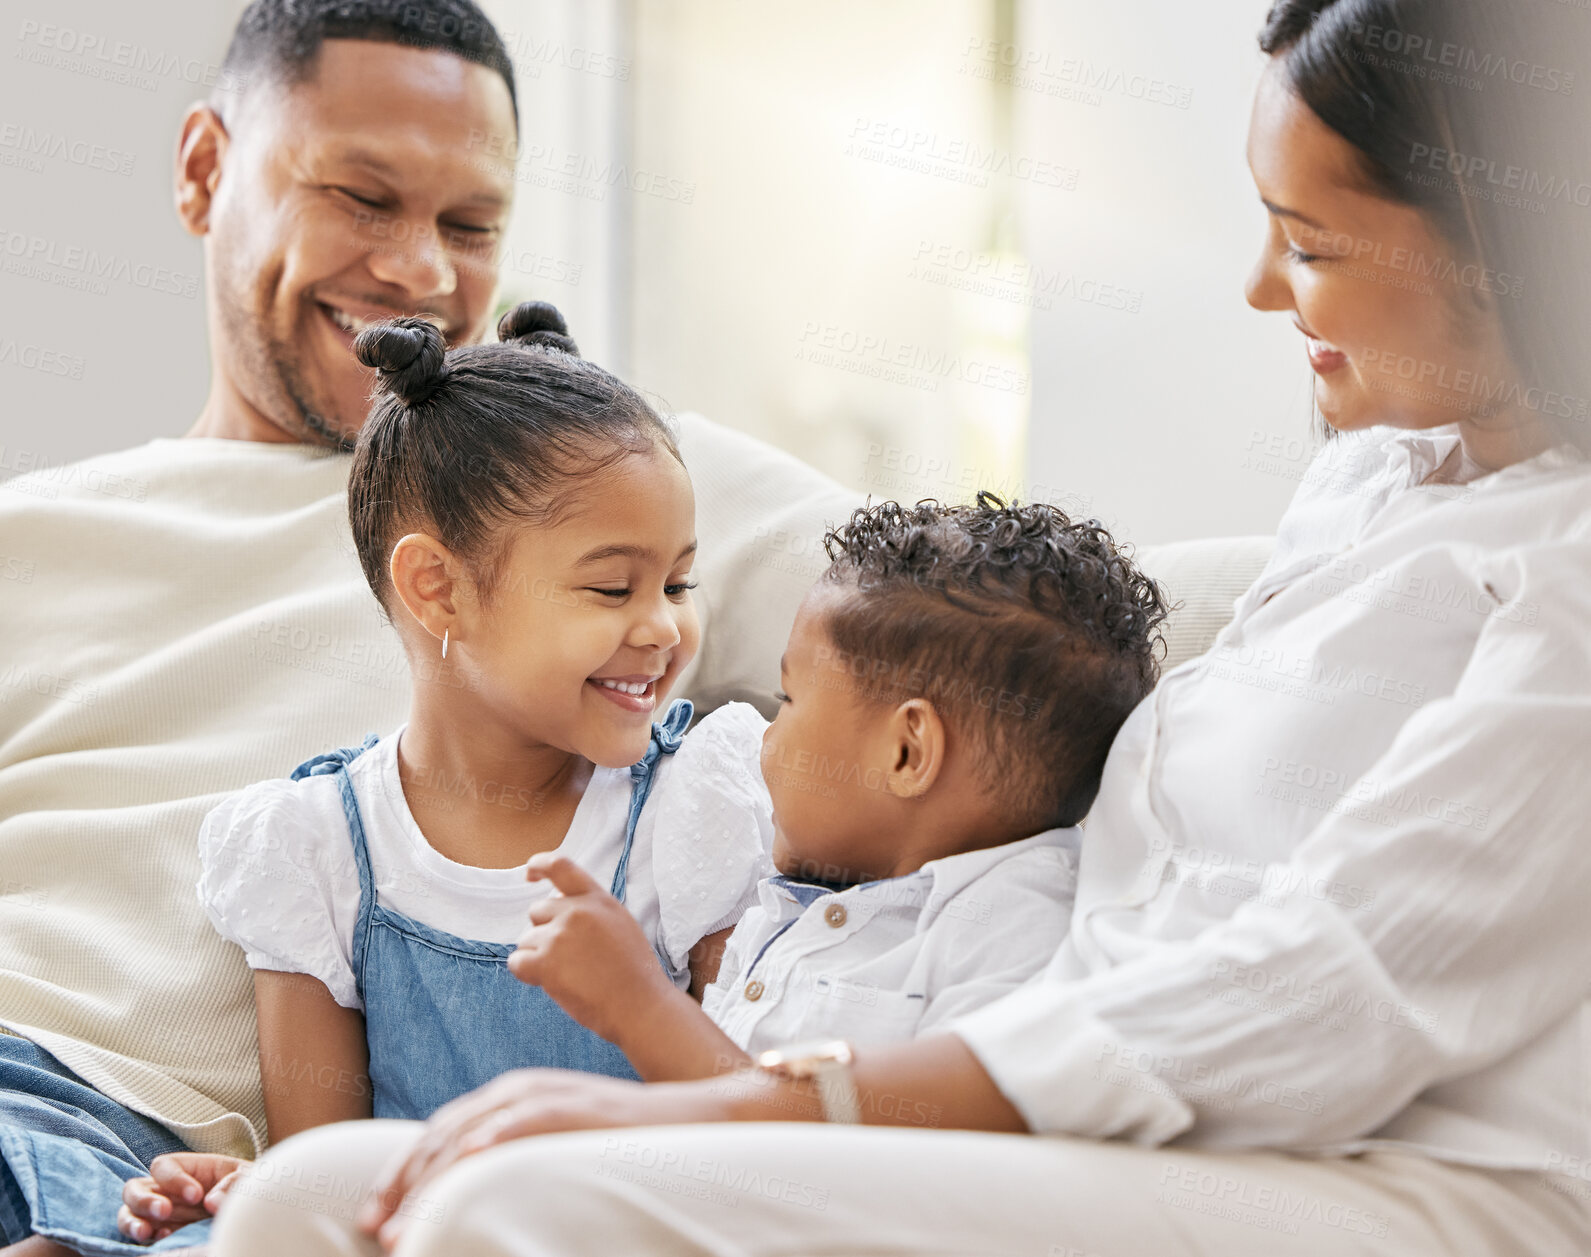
left=498, top=300, right=580, bottom=357
left=354, top=317, right=448, bottom=406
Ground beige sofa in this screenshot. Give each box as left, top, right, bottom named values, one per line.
left=1132, top=535, right=1276, bottom=672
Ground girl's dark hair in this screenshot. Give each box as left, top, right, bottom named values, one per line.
left=348, top=301, right=680, bottom=609
left=1260, top=0, right=1591, bottom=452
left=819, top=495, right=1169, bottom=832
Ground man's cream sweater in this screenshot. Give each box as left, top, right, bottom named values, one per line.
left=0, top=417, right=859, bottom=1156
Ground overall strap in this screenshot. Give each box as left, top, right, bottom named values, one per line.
left=290, top=736, right=380, bottom=982
left=610, top=699, right=693, bottom=901
left=289, top=736, right=380, bottom=783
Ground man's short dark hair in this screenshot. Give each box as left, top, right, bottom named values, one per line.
left=819, top=494, right=1170, bottom=832
left=220, top=0, right=518, bottom=127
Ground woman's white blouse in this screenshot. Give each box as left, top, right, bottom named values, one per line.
left=703, top=830, right=1078, bottom=1055
left=952, top=426, right=1591, bottom=1175
left=196, top=703, right=775, bottom=1009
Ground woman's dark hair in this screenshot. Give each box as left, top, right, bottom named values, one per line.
left=1260, top=0, right=1591, bottom=453
left=348, top=301, right=680, bottom=609
left=818, top=495, right=1170, bottom=832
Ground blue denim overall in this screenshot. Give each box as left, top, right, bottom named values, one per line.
left=289, top=699, right=693, bottom=1120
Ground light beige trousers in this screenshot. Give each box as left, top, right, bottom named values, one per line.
left=210, top=1118, right=1591, bottom=1256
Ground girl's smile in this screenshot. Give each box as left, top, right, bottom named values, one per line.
left=587, top=673, right=666, bottom=715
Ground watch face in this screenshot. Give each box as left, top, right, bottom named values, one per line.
left=759, top=1039, right=855, bottom=1078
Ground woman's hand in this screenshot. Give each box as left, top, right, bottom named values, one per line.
left=117, top=1152, right=248, bottom=1243
left=357, top=1037, right=1024, bottom=1249
left=357, top=1069, right=739, bottom=1249
left=509, top=853, right=675, bottom=1043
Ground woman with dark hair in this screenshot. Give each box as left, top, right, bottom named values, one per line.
left=212, top=2, right=1591, bottom=1252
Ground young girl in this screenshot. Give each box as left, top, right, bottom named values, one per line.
left=114, top=303, right=772, bottom=1243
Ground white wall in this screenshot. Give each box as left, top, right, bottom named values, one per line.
left=1015, top=0, right=1316, bottom=544
left=626, top=0, right=1026, bottom=515
left=2, top=0, right=1316, bottom=545
left=0, top=0, right=628, bottom=472
left=0, top=0, right=235, bottom=472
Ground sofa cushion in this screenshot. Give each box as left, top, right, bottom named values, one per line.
left=1132, top=536, right=1276, bottom=673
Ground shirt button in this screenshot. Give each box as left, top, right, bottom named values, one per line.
left=744, top=980, right=765, bottom=1001
left=824, top=903, right=848, bottom=928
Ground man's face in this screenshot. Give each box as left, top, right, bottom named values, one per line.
left=202, top=39, right=516, bottom=447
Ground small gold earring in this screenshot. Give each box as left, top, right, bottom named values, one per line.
left=442, top=628, right=449, bottom=659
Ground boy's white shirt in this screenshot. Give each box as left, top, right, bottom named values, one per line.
left=196, top=704, right=774, bottom=1010
left=704, top=830, right=1079, bottom=1055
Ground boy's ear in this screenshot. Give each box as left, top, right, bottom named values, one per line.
left=882, top=698, right=945, bottom=799
left=389, top=533, right=466, bottom=651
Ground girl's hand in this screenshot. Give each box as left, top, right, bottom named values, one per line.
left=510, top=853, right=674, bottom=1043
left=117, top=1152, right=248, bottom=1242
left=357, top=1068, right=737, bottom=1250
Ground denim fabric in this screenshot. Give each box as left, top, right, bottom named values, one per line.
left=0, top=1033, right=211, bottom=1254
left=290, top=700, right=693, bottom=1120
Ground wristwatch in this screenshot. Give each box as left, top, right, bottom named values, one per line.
left=755, top=1039, right=861, bottom=1124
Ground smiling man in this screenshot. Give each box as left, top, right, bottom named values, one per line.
left=0, top=2, right=856, bottom=1253
left=183, top=11, right=516, bottom=447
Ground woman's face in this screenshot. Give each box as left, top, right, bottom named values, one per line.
left=1244, top=61, right=1527, bottom=445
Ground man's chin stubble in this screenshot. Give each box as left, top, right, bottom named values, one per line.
left=274, top=347, right=361, bottom=452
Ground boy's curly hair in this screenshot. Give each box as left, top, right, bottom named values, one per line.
left=819, top=494, right=1169, bottom=830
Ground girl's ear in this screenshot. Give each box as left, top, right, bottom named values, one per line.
left=389, top=533, right=466, bottom=652
left=882, top=698, right=946, bottom=800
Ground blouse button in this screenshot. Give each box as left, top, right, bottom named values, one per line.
left=824, top=903, right=848, bottom=928
left=744, top=979, right=765, bottom=1001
